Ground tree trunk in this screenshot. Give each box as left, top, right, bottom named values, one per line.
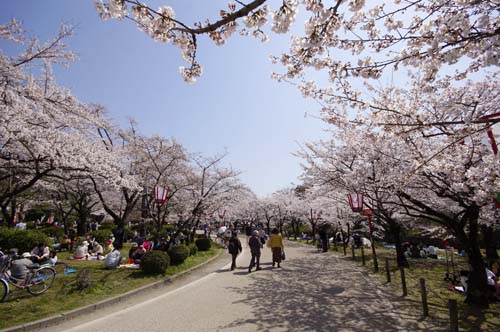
left=391, top=223, right=409, bottom=268
left=461, top=209, right=489, bottom=307
left=481, top=225, right=499, bottom=264
left=77, top=210, right=88, bottom=236
left=190, top=216, right=202, bottom=244
left=311, top=222, right=316, bottom=243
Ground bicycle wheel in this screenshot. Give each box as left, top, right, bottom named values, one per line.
left=0, top=278, right=8, bottom=302
left=27, top=267, right=56, bottom=295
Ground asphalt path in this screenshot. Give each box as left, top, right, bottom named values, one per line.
left=41, top=240, right=446, bottom=332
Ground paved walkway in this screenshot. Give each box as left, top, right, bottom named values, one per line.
left=41, top=241, right=446, bottom=332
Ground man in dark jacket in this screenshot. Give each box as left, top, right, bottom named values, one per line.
left=228, top=232, right=242, bottom=271
left=248, top=230, right=262, bottom=273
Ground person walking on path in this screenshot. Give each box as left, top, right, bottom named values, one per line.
left=228, top=232, right=242, bottom=271
left=268, top=228, right=284, bottom=268
left=245, top=224, right=253, bottom=247
left=248, top=230, right=262, bottom=273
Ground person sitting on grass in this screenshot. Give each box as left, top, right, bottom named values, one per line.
left=48, top=250, right=58, bottom=265
left=486, top=261, right=500, bottom=301
left=136, top=245, right=147, bottom=262
left=104, top=243, right=123, bottom=269
left=91, top=240, right=104, bottom=259
left=129, top=244, right=146, bottom=264
left=10, top=252, right=34, bottom=284
left=74, top=241, right=89, bottom=259
left=128, top=243, right=139, bottom=263
left=30, top=242, right=50, bottom=263
left=60, top=235, right=71, bottom=251
left=103, top=239, right=114, bottom=256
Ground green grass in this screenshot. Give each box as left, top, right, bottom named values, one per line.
left=0, top=244, right=221, bottom=329
left=325, top=243, right=500, bottom=332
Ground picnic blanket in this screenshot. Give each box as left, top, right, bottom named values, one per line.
left=119, top=263, right=140, bottom=269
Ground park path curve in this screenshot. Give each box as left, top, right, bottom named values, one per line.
left=41, top=240, right=445, bottom=332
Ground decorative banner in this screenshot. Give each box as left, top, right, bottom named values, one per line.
left=347, top=193, right=364, bottom=213
left=463, top=112, right=500, bottom=156
left=154, top=185, right=169, bottom=207
left=362, top=209, right=374, bottom=232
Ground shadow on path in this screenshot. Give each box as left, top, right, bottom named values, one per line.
left=219, top=242, right=447, bottom=332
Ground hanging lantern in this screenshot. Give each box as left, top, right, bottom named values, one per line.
left=362, top=209, right=373, bottom=216
left=153, top=184, right=169, bottom=207
left=347, top=193, right=364, bottom=213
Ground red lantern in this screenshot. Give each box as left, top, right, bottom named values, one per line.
left=154, top=185, right=169, bottom=207
left=362, top=209, right=373, bottom=216
left=347, top=193, right=364, bottom=213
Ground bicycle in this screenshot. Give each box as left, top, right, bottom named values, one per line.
left=0, top=255, right=56, bottom=302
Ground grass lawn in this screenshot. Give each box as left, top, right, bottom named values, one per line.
left=0, top=244, right=221, bottom=329
left=289, top=238, right=500, bottom=332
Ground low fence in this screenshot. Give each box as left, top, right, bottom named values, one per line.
left=346, top=246, right=463, bottom=332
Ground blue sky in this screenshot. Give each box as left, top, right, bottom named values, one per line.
left=0, top=0, right=327, bottom=197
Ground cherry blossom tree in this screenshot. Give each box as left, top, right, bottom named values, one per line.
left=0, top=21, right=125, bottom=227
left=94, top=1, right=500, bottom=89
left=166, top=152, right=247, bottom=244
left=46, top=178, right=99, bottom=235
left=300, top=90, right=500, bottom=305
left=93, top=0, right=298, bottom=82
left=133, top=135, right=190, bottom=233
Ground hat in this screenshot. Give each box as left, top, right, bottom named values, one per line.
left=22, top=252, right=32, bottom=258
left=253, top=230, right=259, bottom=236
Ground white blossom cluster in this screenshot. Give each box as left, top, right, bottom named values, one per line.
left=0, top=22, right=126, bottom=194
left=0, top=21, right=251, bottom=230
left=271, top=0, right=298, bottom=34
left=299, top=75, right=500, bottom=229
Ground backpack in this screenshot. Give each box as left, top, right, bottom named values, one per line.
left=228, top=240, right=237, bottom=254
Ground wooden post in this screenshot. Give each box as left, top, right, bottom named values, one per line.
left=352, top=246, right=355, bottom=260
left=368, top=216, right=379, bottom=273
left=385, top=258, right=391, bottom=283
left=420, top=278, right=429, bottom=317
left=361, top=246, right=365, bottom=265
left=449, top=299, right=458, bottom=332
left=343, top=239, right=347, bottom=256
left=400, top=267, right=407, bottom=296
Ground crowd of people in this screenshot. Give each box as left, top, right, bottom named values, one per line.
left=403, top=242, right=439, bottom=259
